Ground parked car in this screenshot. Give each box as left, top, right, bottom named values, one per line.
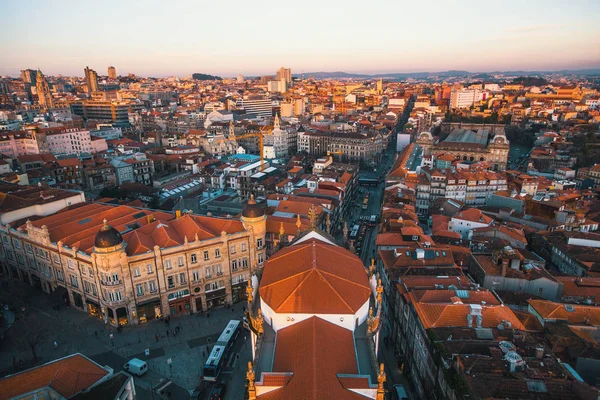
left=123, top=358, right=148, bottom=376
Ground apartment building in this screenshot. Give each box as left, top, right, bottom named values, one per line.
left=46, top=129, right=94, bottom=155
left=70, top=100, right=144, bottom=124
left=0, top=200, right=267, bottom=327
left=236, top=96, right=272, bottom=118
left=0, top=131, right=40, bottom=158
left=415, top=168, right=508, bottom=215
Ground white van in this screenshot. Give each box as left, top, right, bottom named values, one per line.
left=124, top=358, right=148, bottom=376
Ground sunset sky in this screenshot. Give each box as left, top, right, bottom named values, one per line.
left=1, top=0, right=599, bottom=77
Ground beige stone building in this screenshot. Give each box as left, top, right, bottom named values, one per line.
left=0, top=198, right=266, bottom=326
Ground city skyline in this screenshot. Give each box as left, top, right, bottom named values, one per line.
left=1, top=0, right=599, bottom=77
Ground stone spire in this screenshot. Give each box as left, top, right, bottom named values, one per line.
left=376, top=278, right=383, bottom=304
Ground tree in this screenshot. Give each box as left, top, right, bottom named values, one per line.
left=13, top=314, right=47, bottom=360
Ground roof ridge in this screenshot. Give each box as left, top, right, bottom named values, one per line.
left=318, top=269, right=370, bottom=290
left=315, top=269, right=353, bottom=313
left=274, top=270, right=317, bottom=312
left=259, top=270, right=311, bottom=289
left=266, top=242, right=310, bottom=262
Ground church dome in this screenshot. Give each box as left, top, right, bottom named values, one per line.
left=94, top=219, right=123, bottom=248
left=242, top=194, right=265, bottom=219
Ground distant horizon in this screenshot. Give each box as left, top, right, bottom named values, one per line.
left=5, top=65, right=600, bottom=80
left=2, top=0, right=599, bottom=77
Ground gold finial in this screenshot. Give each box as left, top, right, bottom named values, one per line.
left=246, top=278, right=253, bottom=304
left=247, top=361, right=256, bottom=400
left=367, top=306, right=375, bottom=334
left=296, top=214, right=302, bottom=233
left=369, top=259, right=375, bottom=278
left=376, top=363, right=386, bottom=398
left=308, top=204, right=317, bottom=229
left=255, top=308, right=264, bottom=335
left=248, top=193, right=256, bottom=205
left=279, top=221, right=285, bottom=238
left=376, top=278, right=383, bottom=304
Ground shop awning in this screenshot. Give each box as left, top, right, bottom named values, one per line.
left=136, top=297, right=161, bottom=307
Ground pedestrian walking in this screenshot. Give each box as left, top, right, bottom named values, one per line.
left=166, top=330, right=170, bottom=337
left=53, top=340, right=58, bottom=349
left=109, top=333, right=114, bottom=347
left=94, top=330, right=98, bottom=339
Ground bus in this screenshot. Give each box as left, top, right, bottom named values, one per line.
left=359, top=178, right=379, bottom=187
left=203, top=320, right=241, bottom=382
left=362, top=193, right=370, bottom=210
left=349, top=224, right=360, bottom=240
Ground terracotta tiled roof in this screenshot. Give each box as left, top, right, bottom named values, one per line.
left=257, top=317, right=366, bottom=400
left=453, top=208, right=493, bottom=224
left=414, top=303, right=526, bottom=330
left=259, top=239, right=370, bottom=314
left=528, top=300, right=600, bottom=325
left=0, top=354, right=108, bottom=399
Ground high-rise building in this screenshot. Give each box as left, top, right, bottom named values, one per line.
left=35, top=69, right=54, bottom=108
left=84, top=66, right=99, bottom=93
left=236, top=96, right=273, bottom=118
left=108, top=66, right=117, bottom=79
left=237, top=74, right=244, bottom=83
left=276, top=67, right=292, bottom=83
left=20, top=69, right=37, bottom=85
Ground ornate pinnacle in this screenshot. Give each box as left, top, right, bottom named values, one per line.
left=247, top=361, right=256, bottom=399
left=308, top=204, right=317, bottom=229
left=255, top=308, right=264, bottom=335
left=377, top=363, right=386, bottom=391
left=369, top=259, right=375, bottom=278
left=296, top=214, right=302, bottom=233
left=246, top=278, right=253, bottom=305
left=376, top=278, right=383, bottom=304
left=279, top=221, right=285, bottom=238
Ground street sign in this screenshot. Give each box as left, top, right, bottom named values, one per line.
left=145, top=349, right=150, bottom=356
left=167, top=358, right=172, bottom=364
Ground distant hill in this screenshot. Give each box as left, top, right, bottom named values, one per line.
left=192, top=73, right=222, bottom=81
left=293, top=69, right=600, bottom=80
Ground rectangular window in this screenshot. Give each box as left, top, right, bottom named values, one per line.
left=136, top=284, right=144, bottom=296
left=232, top=259, right=238, bottom=271
left=216, top=265, right=223, bottom=276
left=192, top=270, right=200, bottom=282
left=16, top=253, right=25, bottom=265
left=84, top=281, right=90, bottom=293
left=115, top=291, right=122, bottom=301
left=191, top=254, right=197, bottom=264
left=178, top=256, right=184, bottom=267
left=134, top=268, right=140, bottom=277
left=92, top=283, right=97, bottom=296
left=257, top=238, right=263, bottom=249
left=25, top=243, right=32, bottom=254
left=230, top=245, right=236, bottom=254
left=56, top=270, right=64, bottom=281
left=203, top=251, right=209, bottom=261
left=168, top=276, right=174, bottom=288
left=242, top=258, right=248, bottom=269
left=149, top=280, right=157, bottom=293
left=12, top=239, right=21, bottom=249
left=215, top=249, right=221, bottom=258
left=67, top=259, right=74, bottom=269
left=88, top=268, right=93, bottom=277
left=70, top=274, right=78, bottom=288
left=112, top=273, right=119, bottom=282
left=258, top=253, right=264, bottom=264
left=241, top=243, right=247, bottom=252
left=179, top=272, right=186, bottom=284
left=147, top=264, right=153, bottom=274
left=165, top=260, right=172, bottom=269
left=205, top=267, right=211, bottom=279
